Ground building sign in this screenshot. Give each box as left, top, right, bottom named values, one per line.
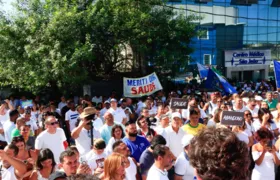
left=224, top=50, right=271, bottom=67
left=170, top=98, right=188, bottom=109
left=123, top=72, right=163, bottom=97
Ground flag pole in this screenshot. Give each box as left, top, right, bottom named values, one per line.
left=273, top=60, right=278, bottom=89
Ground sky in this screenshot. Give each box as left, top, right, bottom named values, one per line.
left=1, top=0, right=15, bottom=14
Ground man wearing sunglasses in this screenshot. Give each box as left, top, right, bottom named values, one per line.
left=246, top=98, right=259, bottom=121
left=35, top=116, right=67, bottom=163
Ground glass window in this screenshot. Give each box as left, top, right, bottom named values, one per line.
left=198, top=28, right=209, bottom=39
left=204, top=54, right=212, bottom=65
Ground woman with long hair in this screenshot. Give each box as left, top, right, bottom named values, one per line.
left=232, top=122, right=254, bottom=147
left=29, top=148, right=56, bottom=180
left=106, top=125, right=125, bottom=155
left=103, top=153, right=127, bottom=180
left=251, top=127, right=280, bottom=180
left=252, top=108, right=279, bottom=140
left=244, top=110, right=254, bottom=133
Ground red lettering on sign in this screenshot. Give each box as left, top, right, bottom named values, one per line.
left=130, top=82, right=156, bottom=95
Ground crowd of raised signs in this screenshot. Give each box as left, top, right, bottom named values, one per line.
left=0, top=79, right=280, bottom=180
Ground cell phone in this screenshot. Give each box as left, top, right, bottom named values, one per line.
left=79, top=157, right=88, bottom=165
left=267, top=141, right=273, bottom=149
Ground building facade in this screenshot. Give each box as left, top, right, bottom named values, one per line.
left=168, top=0, right=280, bottom=81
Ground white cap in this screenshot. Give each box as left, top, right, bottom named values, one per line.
left=181, top=134, right=194, bottom=148
left=171, top=112, right=181, bottom=120
left=255, top=96, right=263, bottom=101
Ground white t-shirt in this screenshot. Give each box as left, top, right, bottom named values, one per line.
left=233, top=105, right=247, bottom=112
left=58, top=102, right=67, bottom=110
left=174, top=152, right=194, bottom=180
left=147, top=164, right=169, bottom=180
left=108, top=108, right=126, bottom=124
left=105, top=137, right=117, bottom=155
left=93, top=117, right=104, bottom=130
left=3, top=120, right=16, bottom=143
left=155, top=126, right=168, bottom=140
left=91, top=96, right=102, bottom=104
left=65, top=110, right=79, bottom=132
left=165, top=126, right=186, bottom=157
left=0, top=110, right=10, bottom=124
left=35, top=128, right=66, bottom=163
left=75, top=128, right=101, bottom=156
left=0, top=163, right=17, bottom=180
left=85, top=151, right=107, bottom=171
left=100, top=108, right=109, bottom=118
left=207, top=119, right=216, bottom=127
left=31, top=111, right=40, bottom=121
left=246, top=106, right=259, bottom=121
left=236, top=131, right=250, bottom=145
left=125, top=157, right=137, bottom=180
left=25, top=119, right=39, bottom=135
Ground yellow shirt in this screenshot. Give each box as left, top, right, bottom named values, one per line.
left=182, top=123, right=205, bottom=136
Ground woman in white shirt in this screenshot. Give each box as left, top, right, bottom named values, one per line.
left=251, top=127, right=280, bottom=180
left=232, top=122, right=253, bottom=147
left=106, top=124, right=125, bottom=155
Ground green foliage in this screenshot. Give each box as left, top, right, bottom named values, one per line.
left=0, top=0, right=200, bottom=93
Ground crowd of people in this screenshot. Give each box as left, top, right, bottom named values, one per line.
left=0, top=82, right=280, bottom=180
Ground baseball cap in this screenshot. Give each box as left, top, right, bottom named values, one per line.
left=171, top=112, right=181, bottom=120
left=48, top=171, right=67, bottom=180
left=110, top=98, right=117, bottom=103
left=255, top=96, right=263, bottom=101
left=181, top=134, right=194, bottom=148
left=104, top=100, right=110, bottom=104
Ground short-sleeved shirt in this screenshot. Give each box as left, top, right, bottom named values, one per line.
left=139, top=149, right=154, bottom=176
left=122, top=135, right=150, bottom=162
left=99, top=123, right=125, bottom=144
left=265, top=99, right=278, bottom=110
left=65, top=110, right=79, bottom=132
left=182, top=123, right=205, bottom=136
left=108, top=107, right=126, bottom=124
left=174, top=152, right=194, bottom=180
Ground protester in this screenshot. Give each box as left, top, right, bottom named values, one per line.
left=188, top=127, right=250, bottom=180
left=165, top=112, right=185, bottom=157
left=106, top=124, right=125, bottom=155
left=4, top=109, right=19, bottom=144
left=113, top=140, right=137, bottom=180
left=103, top=153, right=127, bottom=180
left=174, top=134, right=194, bottom=180
left=29, top=148, right=56, bottom=180
left=264, top=92, right=278, bottom=110
left=203, top=92, right=218, bottom=116
left=137, top=115, right=157, bottom=142
left=100, top=101, right=110, bottom=118
left=71, top=107, right=100, bottom=156
left=11, top=117, right=25, bottom=138
left=252, top=127, right=280, bottom=180
left=108, top=98, right=127, bottom=125
left=58, top=96, right=67, bottom=110
left=139, top=135, right=167, bottom=180
left=122, top=120, right=150, bottom=162
left=232, top=122, right=254, bottom=147
left=182, top=109, right=205, bottom=136
left=146, top=145, right=172, bottom=180
left=20, top=125, right=35, bottom=149
left=35, top=116, right=67, bottom=163
left=154, top=114, right=170, bottom=139
left=65, top=101, right=79, bottom=133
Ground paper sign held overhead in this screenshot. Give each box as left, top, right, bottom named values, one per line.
left=170, top=98, right=188, bottom=109
left=123, top=72, right=163, bottom=97
left=221, top=111, right=244, bottom=126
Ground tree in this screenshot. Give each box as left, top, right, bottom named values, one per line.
left=0, top=0, right=200, bottom=93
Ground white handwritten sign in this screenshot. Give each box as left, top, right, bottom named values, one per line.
left=170, top=98, right=188, bottom=109
left=221, top=111, right=244, bottom=126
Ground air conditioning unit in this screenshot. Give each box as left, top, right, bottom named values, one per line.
left=231, top=0, right=258, bottom=5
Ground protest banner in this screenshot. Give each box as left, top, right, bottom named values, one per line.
left=21, top=100, right=33, bottom=108
left=221, top=111, right=244, bottom=126
left=123, top=72, right=163, bottom=97
left=170, top=98, right=188, bottom=109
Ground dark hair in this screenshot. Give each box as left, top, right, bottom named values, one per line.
left=153, top=145, right=169, bottom=160
left=189, top=109, right=199, bottom=116
left=9, top=109, right=19, bottom=118
left=189, top=127, right=250, bottom=180
left=36, top=148, right=56, bottom=170
left=59, top=150, right=76, bottom=163
left=150, top=135, right=166, bottom=150
left=6, top=144, right=19, bottom=156
left=67, top=146, right=79, bottom=154
left=258, top=108, right=273, bottom=123
left=11, top=135, right=25, bottom=145
left=125, top=120, right=136, bottom=127
left=112, top=140, right=124, bottom=151
left=136, top=115, right=146, bottom=127
left=255, top=127, right=274, bottom=141
left=94, top=139, right=106, bottom=150
left=111, top=125, right=125, bottom=139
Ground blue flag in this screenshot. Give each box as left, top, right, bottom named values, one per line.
left=205, top=69, right=237, bottom=94
left=273, top=60, right=280, bottom=88
left=197, top=63, right=209, bottom=79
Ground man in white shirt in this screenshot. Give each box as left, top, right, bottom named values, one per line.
left=0, top=144, right=28, bottom=180
left=155, top=114, right=170, bottom=140
left=147, top=145, right=172, bottom=180
left=100, top=101, right=110, bottom=118
left=65, top=101, right=79, bottom=132
left=165, top=112, right=186, bottom=157
left=203, top=93, right=218, bottom=116
left=71, top=107, right=101, bottom=156
left=35, top=116, right=67, bottom=163
left=233, top=96, right=247, bottom=112
left=246, top=98, right=259, bottom=121
left=58, top=96, right=67, bottom=110
left=108, top=98, right=127, bottom=125
left=24, top=112, right=39, bottom=136
left=174, top=135, right=195, bottom=180
left=4, top=110, right=19, bottom=144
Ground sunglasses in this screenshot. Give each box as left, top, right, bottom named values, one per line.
left=12, top=136, right=24, bottom=142
left=48, top=121, right=59, bottom=126
left=217, top=101, right=222, bottom=102
left=245, top=113, right=252, bottom=116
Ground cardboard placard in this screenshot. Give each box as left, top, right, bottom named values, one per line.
left=170, top=98, right=188, bottom=109
left=221, top=111, right=244, bottom=126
